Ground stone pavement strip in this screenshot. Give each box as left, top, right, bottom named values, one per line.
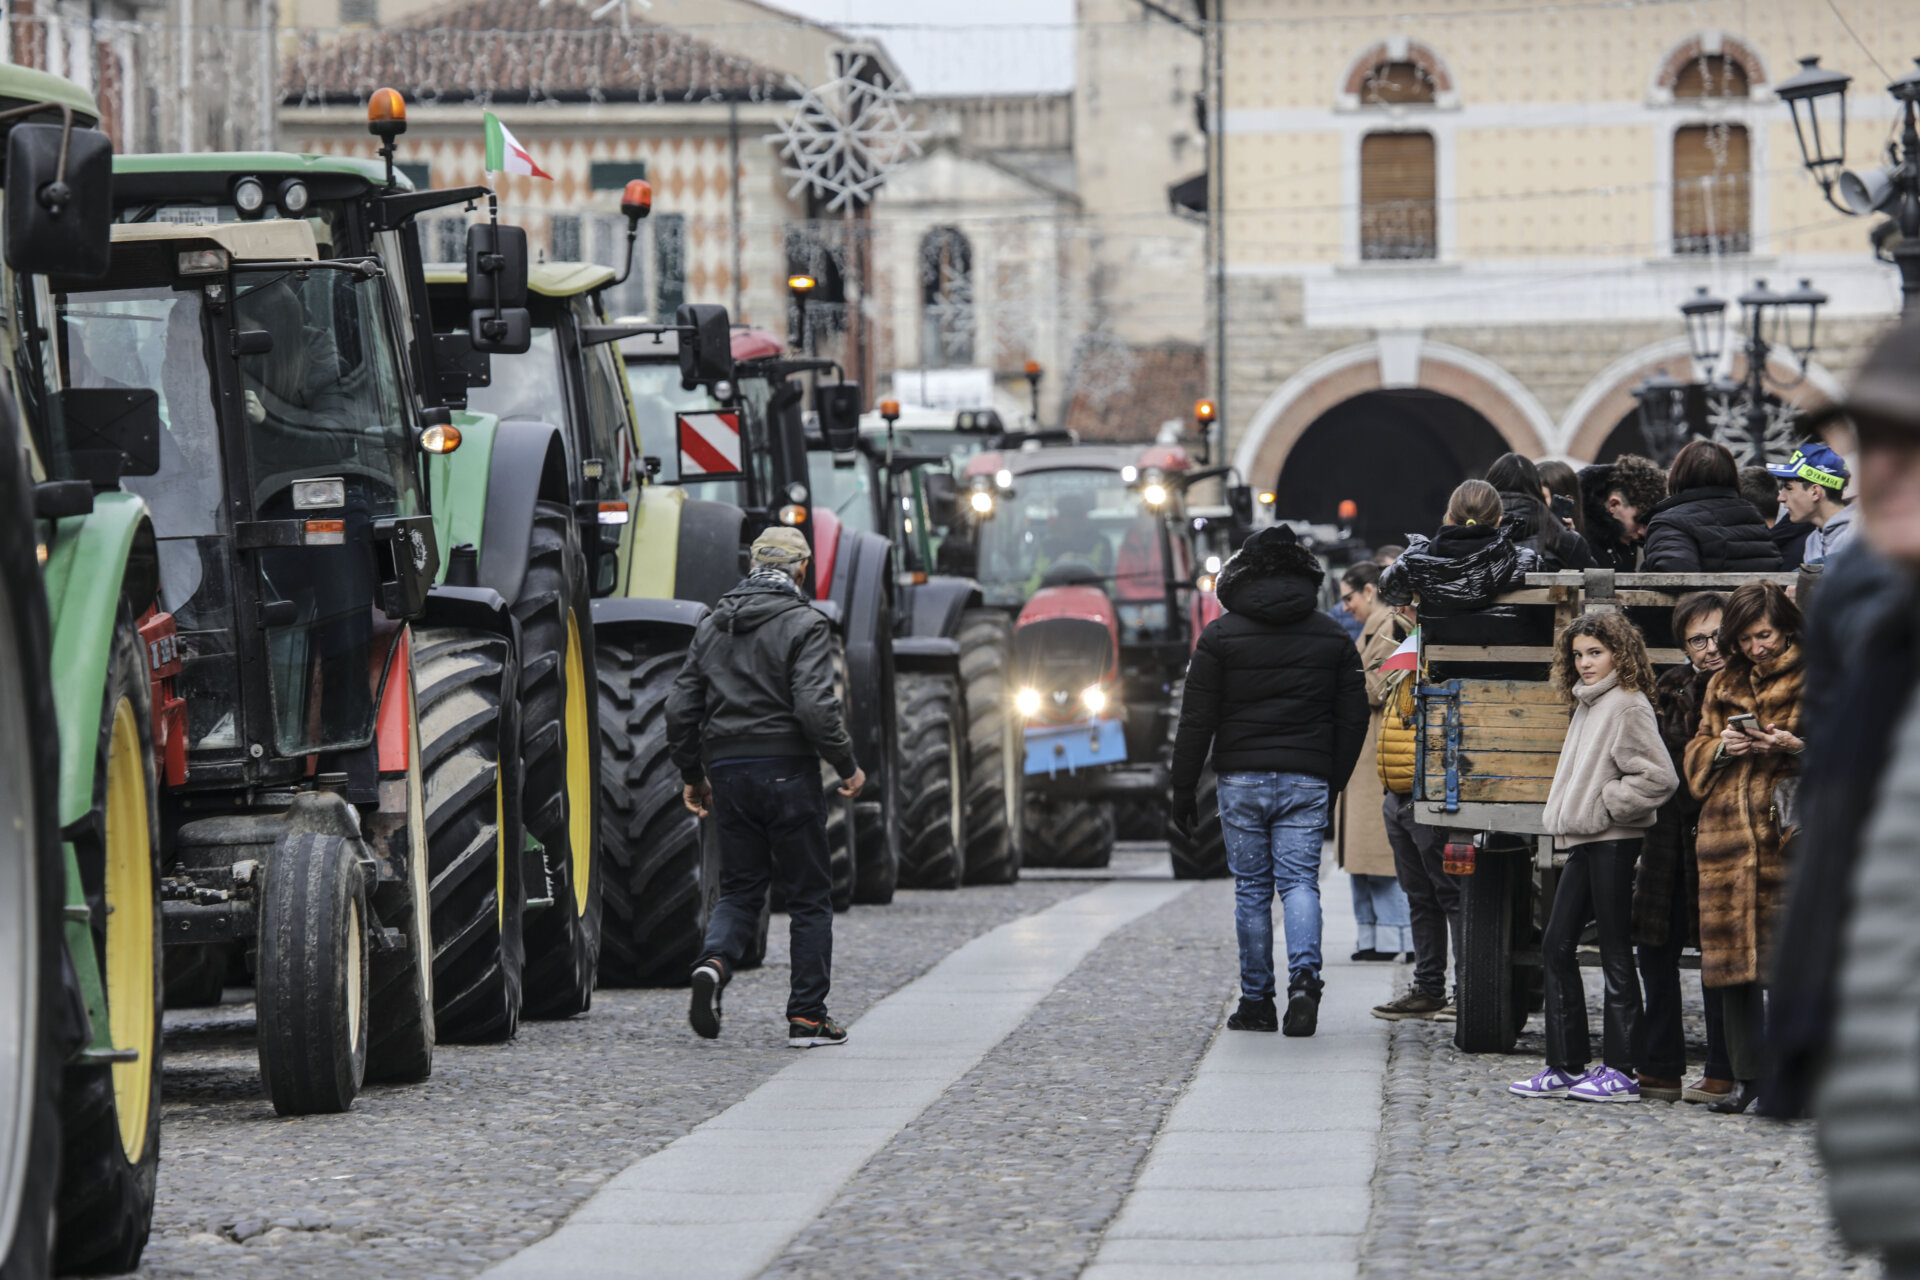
left=481, top=879, right=1194, bottom=1280
left=1083, top=896, right=1402, bottom=1280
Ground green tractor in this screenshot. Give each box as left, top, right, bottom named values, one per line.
left=417, top=224, right=758, bottom=986
left=110, top=101, right=604, bottom=1036
left=0, top=67, right=164, bottom=1275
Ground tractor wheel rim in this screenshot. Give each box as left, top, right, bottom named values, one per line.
left=563, top=611, right=592, bottom=916
left=103, top=696, right=154, bottom=1163
left=0, top=570, right=36, bottom=1242
left=346, top=897, right=363, bottom=1054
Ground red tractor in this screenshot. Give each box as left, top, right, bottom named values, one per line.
left=944, top=441, right=1245, bottom=875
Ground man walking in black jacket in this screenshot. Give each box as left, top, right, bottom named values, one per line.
left=667, top=527, right=865, bottom=1047
left=1172, top=525, right=1368, bottom=1037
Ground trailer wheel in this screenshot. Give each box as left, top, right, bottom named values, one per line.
left=894, top=671, right=966, bottom=890
left=366, top=675, right=434, bottom=1081
left=54, top=608, right=161, bottom=1276
left=0, top=430, right=66, bottom=1280
left=414, top=628, right=523, bottom=1042
left=1455, top=844, right=1523, bottom=1054
left=1022, top=795, right=1114, bottom=869
left=596, top=635, right=711, bottom=986
left=256, top=833, right=369, bottom=1115
left=958, top=610, right=1021, bottom=885
left=518, top=506, right=602, bottom=1018
left=1169, top=771, right=1230, bottom=880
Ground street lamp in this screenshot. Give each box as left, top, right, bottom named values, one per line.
left=1679, top=286, right=1727, bottom=374
left=1630, top=369, right=1691, bottom=466
left=1779, top=54, right=1920, bottom=310
left=1674, top=278, right=1826, bottom=466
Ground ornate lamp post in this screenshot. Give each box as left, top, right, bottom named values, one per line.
left=1778, top=54, right=1920, bottom=311
left=1672, top=278, right=1826, bottom=466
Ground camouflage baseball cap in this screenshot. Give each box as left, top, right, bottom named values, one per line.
left=750, top=526, right=811, bottom=567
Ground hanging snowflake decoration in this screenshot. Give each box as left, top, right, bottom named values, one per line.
left=1705, top=385, right=1802, bottom=467
left=771, top=54, right=926, bottom=212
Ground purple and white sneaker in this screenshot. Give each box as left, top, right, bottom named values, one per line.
left=1567, top=1065, right=1640, bottom=1103
left=1509, top=1067, right=1580, bottom=1099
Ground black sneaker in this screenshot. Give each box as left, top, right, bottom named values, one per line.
left=1371, top=987, right=1447, bottom=1021
left=1283, top=971, right=1323, bottom=1038
left=1227, top=996, right=1278, bottom=1032
left=788, top=1015, right=848, bottom=1048
left=689, top=958, right=727, bottom=1039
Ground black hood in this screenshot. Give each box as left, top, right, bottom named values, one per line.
left=1216, top=526, right=1324, bottom=625
left=1497, top=488, right=1550, bottom=542
left=713, top=576, right=811, bottom=634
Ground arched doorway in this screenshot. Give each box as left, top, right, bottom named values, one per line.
left=1275, top=389, right=1511, bottom=547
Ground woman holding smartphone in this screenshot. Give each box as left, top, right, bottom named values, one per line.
left=1684, top=580, right=1806, bottom=1115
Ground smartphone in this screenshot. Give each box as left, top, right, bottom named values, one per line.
left=1728, top=713, right=1761, bottom=735
left=1550, top=493, right=1575, bottom=521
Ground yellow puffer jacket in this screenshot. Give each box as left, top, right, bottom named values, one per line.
left=1377, top=668, right=1418, bottom=795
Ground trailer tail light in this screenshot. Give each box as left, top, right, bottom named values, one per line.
left=1443, top=842, right=1477, bottom=875
left=303, top=519, right=346, bottom=546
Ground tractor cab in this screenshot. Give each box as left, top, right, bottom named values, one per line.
left=22, top=220, right=437, bottom=784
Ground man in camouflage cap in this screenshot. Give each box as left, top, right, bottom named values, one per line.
left=668, top=525, right=864, bottom=1047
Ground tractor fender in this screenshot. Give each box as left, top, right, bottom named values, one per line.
left=904, top=575, right=980, bottom=641
left=673, top=499, right=745, bottom=610
left=892, top=635, right=962, bottom=675
left=41, top=492, right=158, bottom=831
left=591, top=596, right=708, bottom=650
left=834, top=529, right=895, bottom=778
left=422, top=583, right=515, bottom=637
left=477, top=420, right=571, bottom=608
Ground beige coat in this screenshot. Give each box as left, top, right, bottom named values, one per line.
left=1338, top=608, right=1406, bottom=877
left=1541, top=672, right=1678, bottom=849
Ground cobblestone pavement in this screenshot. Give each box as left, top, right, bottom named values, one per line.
left=130, top=875, right=1089, bottom=1280
left=1359, top=972, right=1871, bottom=1280
left=763, top=877, right=1234, bottom=1280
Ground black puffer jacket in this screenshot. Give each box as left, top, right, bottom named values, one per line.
left=666, top=573, right=858, bottom=781
left=1497, top=488, right=1595, bottom=570
left=1640, top=486, right=1784, bottom=573
left=1170, top=527, right=1366, bottom=793
left=1376, top=523, right=1542, bottom=619
left=1772, top=516, right=1814, bottom=570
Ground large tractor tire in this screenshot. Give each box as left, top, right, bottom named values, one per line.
left=895, top=671, right=966, bottom=890
left=160, top=943, right=228, bottom=1009
left=1169, top=771, right=1230, bottom=880
left=0, top=431, right=65, bottom=1280
left=596, top=634, right=713, bottom=987
left=827, top=786, right=855, bottom=914
left=415, top=628, right=523, bottom=1044
left=1021, top=795, right=1115, bottom=870
left=365, top=674, right=435, bottom=1082
left=1455, top=843, right=1528, bottom=1054
left=255, top=834, right=370, bottom=1116
left=517, top=506, right=603, bottom=1018
left=54, top=610, right=161, bottom=1275
left=849, top=604, right=900, bottom=907
left=958, top=610, right=1021, bottom=885
left=1113, top=798, right=1166, bottom=842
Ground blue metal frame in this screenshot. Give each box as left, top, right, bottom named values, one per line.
left=1023, top=717, right=1128, bottom=777
left=1416, top=679, right=1464, bottom=813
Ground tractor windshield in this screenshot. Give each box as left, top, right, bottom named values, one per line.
left=977, top=468, right=1174, bottom=640
left=625, top=357, right=746, bottom=503
left=807, top=452, right=879, bottom=535
left=465, top=325, right=565, bottom=425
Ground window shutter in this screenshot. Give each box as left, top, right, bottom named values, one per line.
left=1360, top=132, right=1436, bottom=260
left=1673, top=124, right=1750, bottom=254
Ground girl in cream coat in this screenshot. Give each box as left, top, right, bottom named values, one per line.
left=1511, top=613, right=1678, bottom=1104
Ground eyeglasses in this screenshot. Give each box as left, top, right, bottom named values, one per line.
left=1683, top=631, right=1720, bottom=652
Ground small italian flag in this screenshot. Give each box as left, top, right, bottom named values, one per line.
left=1380, top=626, right=1421, bottom=672
left=483, top=111, right=552, bottom=180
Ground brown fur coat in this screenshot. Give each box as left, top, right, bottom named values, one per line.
left=1684, top=644, right=1805, bottom=988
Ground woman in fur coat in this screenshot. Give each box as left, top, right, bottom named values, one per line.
left=1684, top=580, right=1806, bottom=1116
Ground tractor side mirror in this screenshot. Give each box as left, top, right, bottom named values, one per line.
left=56, top=387, right=160, bottom=485
left=233, top=329, right=274, bottom=356
left=816, top=381, right=862, bottom=452
left=466, top=222, right=531, bottom=354
left=1226, top=484, right=1255, bottom=545
left=674, top=303, right=733, bottom=390
left=5, top=122, right=113, bottom=280
left=924, top=470, right=958, bottom=528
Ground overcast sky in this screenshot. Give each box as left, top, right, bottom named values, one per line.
left=762, top=0, right=1076, bottom=96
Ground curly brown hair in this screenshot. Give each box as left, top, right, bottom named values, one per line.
left=1550, top=611, right=1659, bottom=705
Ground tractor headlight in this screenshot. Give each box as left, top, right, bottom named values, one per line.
left=1081, top=685, right=1107, bottom=714
left=1015, top=687, right=1042, bottom=717
left=232, top=176, right=267, bottom=218
left=970, top=490, right=995, bottom=515
left=1196, top=573, right=1216, bottom=593
left=1142, top=482, right=1169, bottom=508
left=994, top=468, right=1013, bottom=489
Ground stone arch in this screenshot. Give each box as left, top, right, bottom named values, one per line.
left=1652, top=31, right=1768, bottom=98
left=1233, top=340, right=1552, bottom=492
left=1339, top=37, right=1457, bottom=104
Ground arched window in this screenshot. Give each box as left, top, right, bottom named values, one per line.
left=1673, top=54, right=1749, bottom=100
left=1358, top=61, right=1437, bottom=106
left=1673, top=122, right=1750, bottom=255
left=1360, top=132, right=1436, bottom=260
left=921, top=226, right=974, bottom=367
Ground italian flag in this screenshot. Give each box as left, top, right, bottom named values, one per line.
left=483, top=112, right=552, bottom=179
left=1380, top=626, right=1421, bottom=672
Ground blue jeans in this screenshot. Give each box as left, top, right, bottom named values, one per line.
left=1349, top=873, right=1412, bottom=954
left=1218, top=772, right=1329, bottom=1000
